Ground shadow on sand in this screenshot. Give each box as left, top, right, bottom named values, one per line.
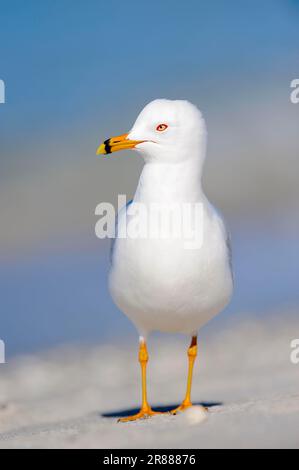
left=102, top=402, right=222, bottom=418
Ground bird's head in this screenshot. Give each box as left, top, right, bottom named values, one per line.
left=96, top=99, right=207, bottom=164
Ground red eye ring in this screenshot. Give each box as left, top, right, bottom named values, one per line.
left=156, top=123, right=168, bottom=132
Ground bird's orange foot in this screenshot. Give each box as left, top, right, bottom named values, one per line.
left=118, top=406, right=163, bottom=423
left=171, top=402, right=208, bottom=415
left=170, top=401, right=193, bottom=415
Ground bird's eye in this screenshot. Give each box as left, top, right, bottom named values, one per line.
left=156, top=123, right=168, bottom=132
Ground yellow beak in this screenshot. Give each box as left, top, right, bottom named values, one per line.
left=96, top=133, right=144, bottom=156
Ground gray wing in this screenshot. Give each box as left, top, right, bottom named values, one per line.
left=226, top=231, right=233, bottom=276
left=214, top=203, right=234, bottom=283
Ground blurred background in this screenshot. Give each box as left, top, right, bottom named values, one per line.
left=0, top=0, right=298, bottom=357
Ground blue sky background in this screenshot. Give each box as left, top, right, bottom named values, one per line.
left=1, top=1, right=299, bottom=162
left=0, top=0, right=299, bottom=356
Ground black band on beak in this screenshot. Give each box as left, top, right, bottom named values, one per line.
left=104, top=139, right=112, bottom=154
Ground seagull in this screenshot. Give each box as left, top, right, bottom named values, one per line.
left=97, top=99, right=233, bottom=422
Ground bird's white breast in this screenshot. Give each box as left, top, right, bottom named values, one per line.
left=109, top=163, right=233, bottom=336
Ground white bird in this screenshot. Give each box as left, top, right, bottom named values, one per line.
left=97, top=99, right=233, bottom=422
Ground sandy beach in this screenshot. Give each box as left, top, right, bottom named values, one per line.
left=0, top=311, right=298, bottom=449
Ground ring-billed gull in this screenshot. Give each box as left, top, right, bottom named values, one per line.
left=97, top=99, right=233, bottom=422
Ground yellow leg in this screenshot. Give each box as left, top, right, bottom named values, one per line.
left=118, top=339, right=162, bottom=422
left=171, top=336, right=198, bottom=414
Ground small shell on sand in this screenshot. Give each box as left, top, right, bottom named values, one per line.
left=176, top=405, right=208, bottom=425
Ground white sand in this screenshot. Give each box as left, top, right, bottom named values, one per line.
left=0, top=312, right=298, bottom=449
